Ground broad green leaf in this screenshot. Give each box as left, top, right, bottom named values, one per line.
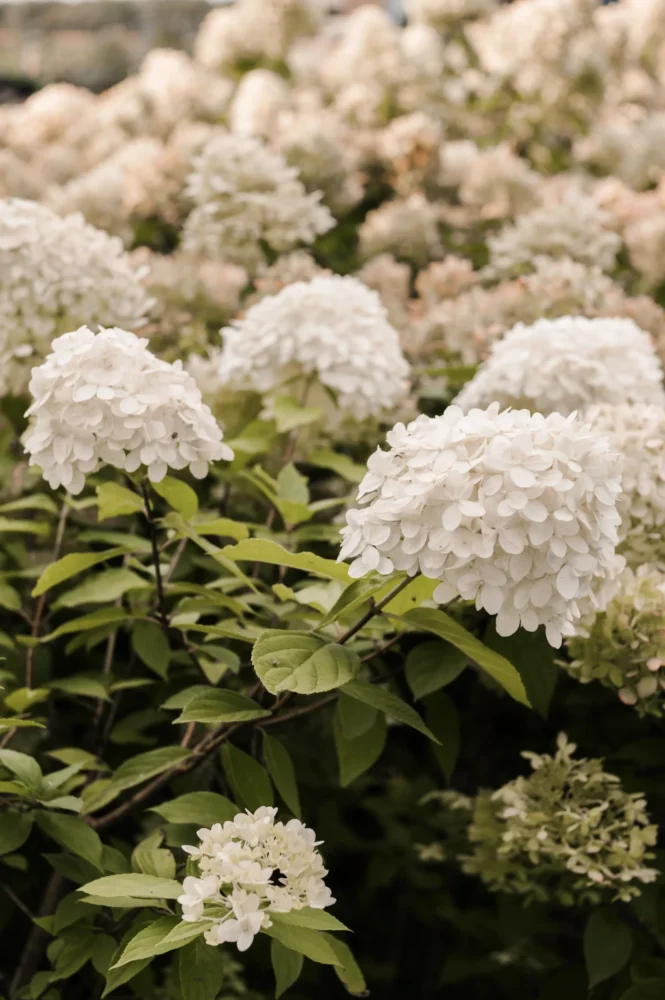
left=324, top=935, right=367, bottom=996
left=80, top=873, right=183, bottom=899
left=405, top=641, right=467, bottom=701
left=272, top=909, right=350, bottom=932
left=222, top=742, right=274, bottom=811
left=0, top=717, right=44, bottom=733
left=102, top=917, right=155, bottom=997
left=340, top=679, right=440, bottom=743
left=112, top=916, right=207, bottom=968
left=152, top=477, right=199, bottom=519
left=4, top=687, right=49, bottom=713
left=110, top=746, right=191, bottom=794
left=263, top=923, right=342, bottom=966
left=337, top=693, right=378, bottom=740
left=271, top=939, right=304, bottom=998
left=40, top=761, right=86, bottom=795
left=334, top=706, right=386, bottom=786
left=277, top=464, right=310, bottom=505
left=0, top=517, right=49, bottom=536
left=263, top=732, right=301, bottom=818
left=0, top=748, right=43, bottom=791
left=132, top=620, right=171, bottom=679
left=91, top=934, right=117, bottom=977
left=179, top=936, right=227, bottom=1000
left=222, top=539, right=350, bottom=582
left=186, top=517, right=249, bottom=541
left=383, top=576, right=437, bottom=616
left=484, top=624, right=558, bottom=718
left=174, top=690, right=270, bottom=724
left=42, top=607, right=131, bottom=641
left=0, top=494, right=57, bottom=515
left=584, top=910, right=632, bottom=988
left=272, top=395, right=322, bottom=432
left=252, top=631, right=360, bottom=695
left=317, top=578, right=389, bottom=629
left=0, top=580, right=20, bottom=610
left=48, top=676, right=110, bottom=701
left=96, top=483, right=144, bottom=521
left=309, top=449, right=366, bottom=483
left=53, top=927, right=96, bottom=977
left=47, top=747, right=107, bottom=770
left=0, top=810, right=32, bottom=854
left=53, top=892, right=91, bottom=933
left=36, top=812, right=103, bottom=869
left=150, top=791, right=238, bottom=826
left=56, top=568, right=149, bottom=608
left=33, top=546, right=134, bottom=596
left=402, top=608, right=529, bottom=707
left=132, top=831, right=176, bottom=879
left=161, top=685, right=210, bottom=710
left=618, top=982, right=665, bottom=1000
left=423, top=692, right=460, bottom=783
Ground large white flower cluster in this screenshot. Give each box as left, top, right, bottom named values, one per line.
left=210, top=275, right=410, bottom=421
left=195, top=0, right=320, bottom=72
left=455, top=317, right=665, bottom=415
left=182, top=133, right=334, bottom=272
left=487, top=190, right=622, bottom=277
left=585, top=403, right=665, bottom=565
left=23, top=326, right=232, bottom=494
left=339, top=404, right=623, bottom=647
left=0, top=199, right=152, bottom=394
left=178, top=806, right=335, bottom=953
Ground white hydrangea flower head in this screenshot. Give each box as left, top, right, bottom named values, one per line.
left=229, top=70, right=291, bottom=139
left=0, top=199, right=152, bottom=395
left=23, top=326, right=232, bottom=494
left=195, top=0, right=321, bottom=72
left=378, top=113, right=442, bottom=197
left=182, top=133, right=334, bottom=272
left=2, top=83, right=96, bottom=153
left=212, top=276, right=410, bottom=422
left=585, top=404, right=665, bottom=566
left=455, top=317, right=665, bottom=416
left=487, top=190, right=622, bottom=277
left=624, top=212, right=665, bottom=289
left=359, top=194, right=443, bottom=269
left=456, top=142, right=541, bottom=220
left=339, top=404, right=624, bottom=648
left=566, top=565, right=665, bottom=717
left=178, top=806, right=335, bottom=953
left=248, top=251, right=330, bottom=305
left=322, top=5, right=403, bottom=93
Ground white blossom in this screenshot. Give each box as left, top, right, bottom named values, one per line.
left=229, top=70, right=291, bottom=139
left=178, top=806, right=335, bottom=953
left=182, top=133, right=334, bottom=272
left=23, top=326, right=232, bottom=494
left=405, top=0, right=498, bottom=28
left=455, top=317, right=665, bottom=416
left=339, top=404, right=623, bottom=648
left=194, top=0, right=320, bottom=72
left=359, top=194, right=443, bottom=268
left=0, top=198, right=152, bottom=395
left=207, top=276, right=410, bottom=422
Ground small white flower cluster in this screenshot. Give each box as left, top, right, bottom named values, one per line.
left=208, top=275, right=411, bottom=422
left=195, top=0, right=320, bottom=72
left=455, top=317, right=665, bottom=416
left=178, top=806, right=335, bottom=953
left=359, top=194, right=443, bottom=269
left=339, top=404, right=623, bottom=647
left=487, top=190, right=622, bottom=277
left=585, top=403, right=665, bottom=565
left=182, top=133, right=334, bottom=272
left=0, top=199, right=152, bottom=394
left=23, top=326, right=232, bottom=494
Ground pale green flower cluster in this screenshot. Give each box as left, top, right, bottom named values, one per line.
left=439, top=735, right=658, bottom=905
left=565, top=565, right=665, bottom=716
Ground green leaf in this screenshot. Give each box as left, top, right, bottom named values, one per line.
left=80, top=873, right=183, bottom=899
left=48, top=676, right=110, bottom=701
left=0, top=579, right=20, bottom=610
left=340, top=679, right=440, bottom=743
left=0, top=810, right=32, bottom=854
left=272, top=909, right=350, bottom=932
left=402, top=608, right=529, bottom=707
left=0, top=494, right=57, bottom=515
left=179, top=936, right=227, bottom=1000
left=0, top=517, right=49, bottom=536
left=277, top=464, right=309, bottom=505
left=132, top=620, right=171, bottom=679
left=263, top=923, right=342, bottom=966
left=309, top=449, right=366, bottom=484
left=263, top=732, right=301, bottom=818
left=150, top=791, right=238, bottom=826
left=336, top=694, right=378, bottom=740
left=584, top=910, right=632, bottom=989
left=132, top=831, right=176, bottom=879
left=3, top=686, right=49, bottom=714
left=423, top=692, right=460, bottom=783
left=0, top=748, right=43, bottom=791
left=42, top=606, right=130, bottom=641
left=112, top=917, right=207, bottom=968
left=221, top=742, right=274, bottom=811
left=618, top=982, right=665, bottom=1000
left=222, top=539, right=350, bottom=581
left=152, top=477, right=199, bottom=519
left=271, top=939, right=304, bottom=998
left=484, top=624, right=558, bottom=718
left=91, top=934, right=117, bottom=977
left=102, top=917, right=155, bottom=997
left=252, top=631, right=360, bottom=695
left=56, top=568, right=149, bottom=608
left=334, top=705, right=386, bottom=786
left=186, top=517, right=249, bottom=541
left=110, top=746, right=191, bottom=794
left=174, top=690, right=270, bottom=724
left=53, top=927, right=96, bottom=977
left=96, top=483, right=144, bottom=521
left=317, top=578, right=389, bottom=628
left=323, top=935, right=368, bottom=996
left=272, top=395, right=322, bottom=433
left=33, top=546, right=134, bottom=596
left=383, top=576, right=437, bottom=616
left=0, top=717, right=45, bottom=733
left=405, top=641, right=467, bottom=700
left=36, top=812, right=103, bottom=869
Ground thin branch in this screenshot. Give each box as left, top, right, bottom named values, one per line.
left=25, top=503, right=69, bottom=689
left=141, top=481, right=169, bottom=637
left=1, top=883, right=34, bottom=920
left=337, top=577, right=411, bottom=646
left=10, top=872, right=64, bottom=998
left=259, top=694, right=336, bottom=727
